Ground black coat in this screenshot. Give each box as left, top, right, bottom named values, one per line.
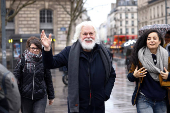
left=42, top=44, right=116, bottom=113
left=13, top=55, right=55, bottom=100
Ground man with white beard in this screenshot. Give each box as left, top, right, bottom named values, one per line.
left=40, top=21, right=116, bottom=113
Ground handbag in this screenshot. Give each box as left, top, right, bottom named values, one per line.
left=159, top=73, right=170, bottom=105
left=159, top=74, right=170, bottom=87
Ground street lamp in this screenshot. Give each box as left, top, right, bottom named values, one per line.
left=20, top=38, right=23, bottom=55
left=8, top=39, right=13, bottom=71
left=1, top=0, right=6, bottom=67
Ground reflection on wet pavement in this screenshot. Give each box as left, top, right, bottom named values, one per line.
left=45, top=58, right=137, bottom=113
left=105, top=59, right=137, bottom=113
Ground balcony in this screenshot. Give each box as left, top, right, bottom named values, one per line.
left=148, top=0, right=159, bottom=4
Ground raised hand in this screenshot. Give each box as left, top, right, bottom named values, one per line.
left=160, top=67, right=169, bottom=80
left=40, top=30, right=52, bottom=51
left=133, top=66, right=147, bottom=78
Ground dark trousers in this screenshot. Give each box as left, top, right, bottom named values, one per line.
left=68, top=101, right=105, bottom=113
left=21, top=96, right=47, bottom=113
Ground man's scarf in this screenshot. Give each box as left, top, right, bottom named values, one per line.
left=138, top=46, right=168, bottom=81
left=68, top=40, right=111, bottom=112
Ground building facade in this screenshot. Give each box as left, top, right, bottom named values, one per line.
left=1, top=0, right=89, bottom=70
left=107, top=3, right=116, bottom=44
left=107, top=0, right=138, bottom=49
left=138, top=0, right=170, bottom=31
left=99, top=21, right=107, bottom=43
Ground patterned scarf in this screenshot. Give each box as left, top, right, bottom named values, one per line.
left=22, top=50, right=42, bottom=72
left=138, top=46, right=168, bottom=81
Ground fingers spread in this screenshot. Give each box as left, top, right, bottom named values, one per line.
left=49, top=33, right=52, bottom=40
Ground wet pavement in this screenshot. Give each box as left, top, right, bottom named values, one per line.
left=45, top=58, right=137, bottom=113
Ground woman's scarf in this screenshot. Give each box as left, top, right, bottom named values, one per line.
left=22, top=49, right=42, bottom=72
left=138, top=46, right=168, bottom=81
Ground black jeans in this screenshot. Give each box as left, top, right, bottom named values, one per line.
left=21, top=95, right=47, bottom=113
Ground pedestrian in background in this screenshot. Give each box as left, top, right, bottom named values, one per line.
left=164, top=31, right=170, bottom=57
left=13, top=36, right=55, bottom=113
left=41, top=21, right=116, bottom=113
left=164, top=31, right=170, bottom=46
left=127, top=29, right=170, bottom=113
left=0, top=63, right=21, bottom=113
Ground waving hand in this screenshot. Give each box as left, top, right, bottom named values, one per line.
left=41, top=30, right=52, bottom=51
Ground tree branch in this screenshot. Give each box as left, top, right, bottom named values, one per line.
left=16, top=0, right=22, bottom=11
left=6, top=0, right=36, bottom=22
left=72, top=0, right=81, bottom=17
left=6, top=0, right=16, bottom=19
left=73, top=9, right=87, bottom=21
left=56, top=0, right=71, bottom=16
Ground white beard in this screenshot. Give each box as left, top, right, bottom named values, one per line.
left=79, top=38, right=96, bottom=50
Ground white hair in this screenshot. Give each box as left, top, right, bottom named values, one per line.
left=73, top=21, right=100, bottom=43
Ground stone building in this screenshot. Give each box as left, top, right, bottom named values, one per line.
left=6, top=0, right=73, bottom=50
left=1, top=0, right=89, bottom=70
left=107, top=0, right=138, bottom=49
left=107, top=3, right=116, bottom=44
left=138, top=0, right=170, bottom=30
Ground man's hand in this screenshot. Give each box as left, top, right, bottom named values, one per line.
left=49, top=99, right=54, bottom=105
left=40, top=30, right=52, bottom=51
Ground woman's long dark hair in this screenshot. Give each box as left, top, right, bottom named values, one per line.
left=130, top=29, right=164, bottom=68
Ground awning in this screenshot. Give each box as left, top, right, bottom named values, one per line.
left=114, top=35, right=138, bottom=40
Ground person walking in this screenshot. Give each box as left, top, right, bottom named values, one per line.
left=0, top=63, right=21, bottom=113
left=13, top=36, right=55, bottom=113
left=41, top=21, right=116, bottom=113
left=127, top=29, right=170, bottom=113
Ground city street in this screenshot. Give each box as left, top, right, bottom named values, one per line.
left=45, top=58, right=137, bottom=113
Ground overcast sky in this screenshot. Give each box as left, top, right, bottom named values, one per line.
left=84, top=0, right=116, bottom=28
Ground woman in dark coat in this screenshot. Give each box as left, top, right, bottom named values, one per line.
left=14, top=36, right=55, bottom=113
left=127, top=29, right=170, bottom=113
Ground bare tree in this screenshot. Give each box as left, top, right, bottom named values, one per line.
left=57, top=0, right=87, bottom=46
left=0, top=0, right=36, bottom=48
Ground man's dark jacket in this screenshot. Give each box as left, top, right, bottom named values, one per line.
left=42, top=44, right=116, bottom=113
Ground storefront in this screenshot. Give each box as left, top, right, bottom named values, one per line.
left=7, top=34, right=55, bottom=72
left=110, top=35, right=138, bottom=49
left=110, top=35, right=137, bottom=58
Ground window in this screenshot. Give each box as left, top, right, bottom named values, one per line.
left=120, top=21, right=122, bottom=26
left=131, top=13, right=134, bottom=19
left=153, top=7, right=155, bottom=18
left=6, top=9, right=14, bottom=22
left=126, top=13, right=128, bottom=19
left=40, top=9, right=53, bottom=34
left=120, top=14, right=122, bottom=19
left=126, top=28, right=129, bottom=34
left=132, top=21, right=134, bottom=26
left=126, top=21, right=128, bottom=25
left=131, top=28, right=134, bottom=34
left=40, top=9, right=53, bottom=23
left=150, top=9, right=152, bottom=19
left=157, top=6, right=159, bottom=17
left=120, top=29, right=122, bottom=34
left=161, top=5, right=163, bottom=16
